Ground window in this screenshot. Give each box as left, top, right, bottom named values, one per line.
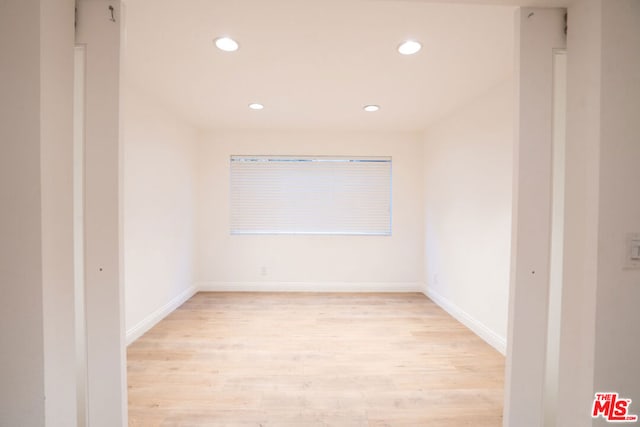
left=230, top=155, right=392, bottom=235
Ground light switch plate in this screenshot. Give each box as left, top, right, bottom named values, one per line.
left=624, top=233, right=640, bottom=269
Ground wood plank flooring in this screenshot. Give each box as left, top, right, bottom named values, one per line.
left=128, top=292, right=505, bottom=426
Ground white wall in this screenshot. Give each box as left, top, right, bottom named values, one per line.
left=123, top=84, right=199, bottom=342
left=593, top=0, right=640, bottom=406
left=557, top=1, right=604, bottom=425
left=1, top=0, right=77, bottom=425
left=197, top=130, right=424, bottom=291
left=558, top=2, right=640, bottom=426
left=76, top=2, right=127, bottom=425
left=422, top=79, right=513, bottom=354
left=0, top=1, right=46, bottom=424
left=40, top=0, right=77, bottom=424
left=504, top=8, right=566, bottom=427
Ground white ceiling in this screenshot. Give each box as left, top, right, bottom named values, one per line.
left=124, top=0, right=518, bottom=131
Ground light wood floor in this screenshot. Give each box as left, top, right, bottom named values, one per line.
left=128, top=292, right=504, bottom=426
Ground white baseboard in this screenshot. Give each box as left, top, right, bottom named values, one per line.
left=126, top=285, right=197, bottom=346
left=196, top=281, right=423, bottom=293
left=423, top=285, right=506, bottom=355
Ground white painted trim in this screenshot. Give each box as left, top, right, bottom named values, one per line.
left=125, top=285, right=197, bottom=346
left=423, top=285, right=506, bottom=355
left=196, top=281, right=423, bottom=293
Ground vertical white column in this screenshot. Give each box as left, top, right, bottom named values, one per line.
left=544, top=49, right=567, bottom=427
left=0, top=1, right=46, bottom=424
left=76, top=1, right=127, bottom=426
left=557, top=1, right=601, bottom=425
left=74, top=44, right=89, bottom=427
left=1, top=0, right=77, bottom=425
left=504, top=8, right=566, bottom=427
left=40, top=0, right=78, bottom=424
left=559, top=2, right=640, bottom=426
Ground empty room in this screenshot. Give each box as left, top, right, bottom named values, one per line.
left=122, top=0, right=513, bottom=425
left=2, top=0, right=639, bottom=427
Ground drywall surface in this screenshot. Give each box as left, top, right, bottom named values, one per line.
left=557, top=1, right=601, bottom=425
left=0, top=1, right=46, bottom=425
left=423, top=78, right=514, bottom=353
left=197, top=130, right=424, bottom=291
left=76, top=2, right=127, bottom=424
left=504, top=8, right=566, bottom=427
left=593, top=0, right=640, bottom=417
left=123, top=84, right=199, bottom=339
left=40, top=0, right=77, bottom=424
left=559, top=2, right=640, bottom=426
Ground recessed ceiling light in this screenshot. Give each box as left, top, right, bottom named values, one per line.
left=398, top=40, right=422, bottom=55
left=248, top=103, right=264, bottom=110
left=214, top=36, right=239, bottom=52
left=363, top=105, right=380, bottom=112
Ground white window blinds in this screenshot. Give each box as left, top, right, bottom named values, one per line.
left=230, top=155, right=392, bottom=235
